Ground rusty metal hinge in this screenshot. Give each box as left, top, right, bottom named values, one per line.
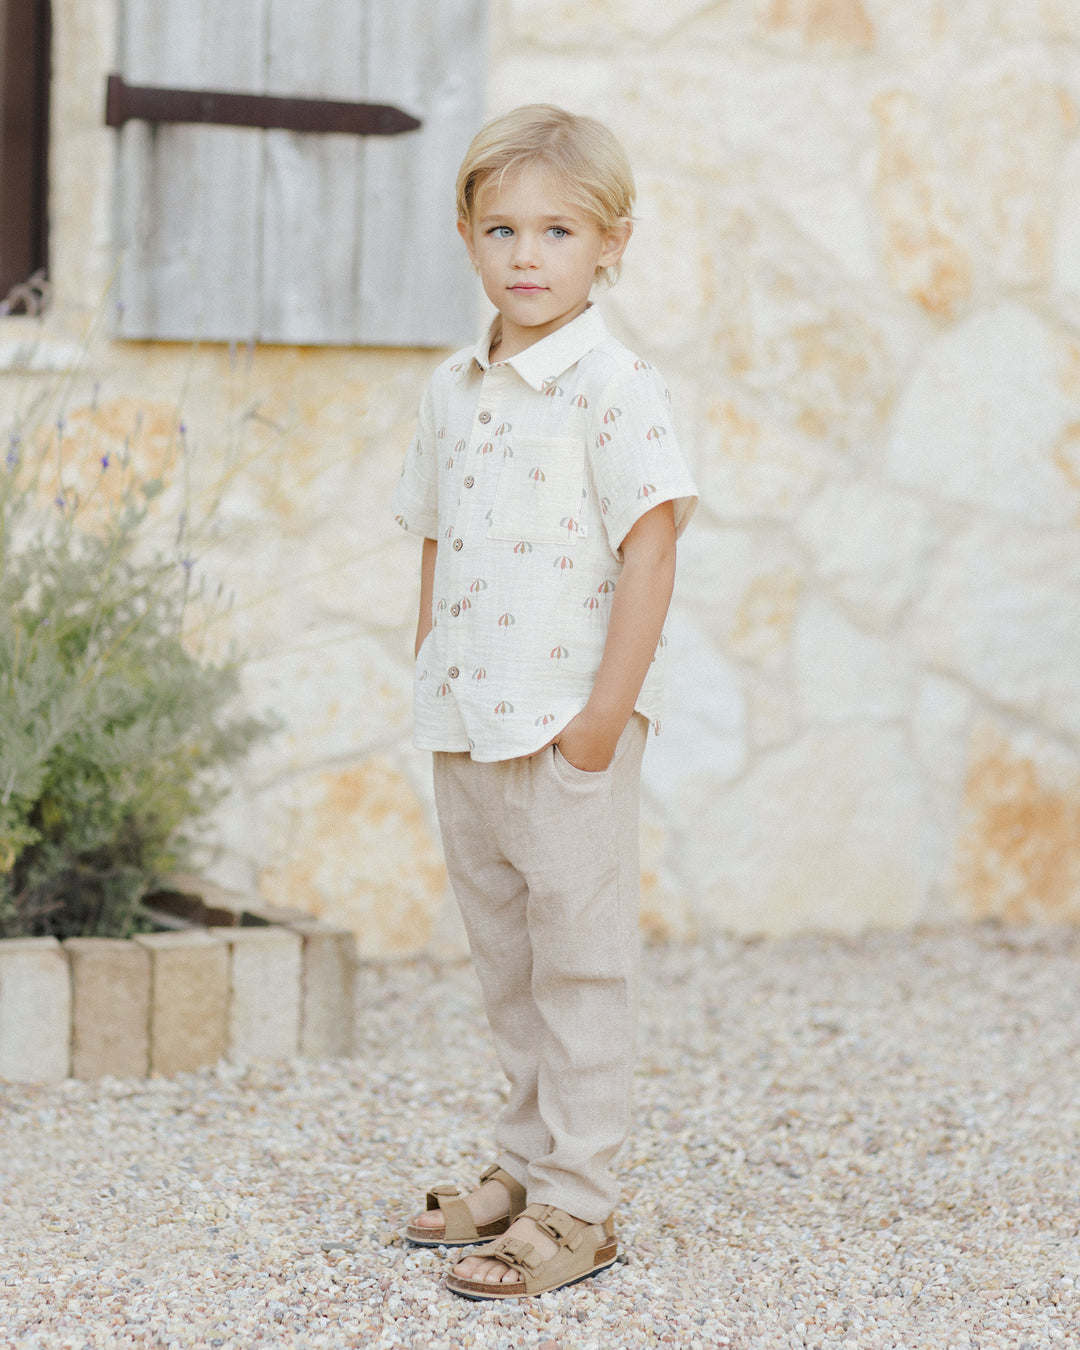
left=105, top=73, right=421, bottom=136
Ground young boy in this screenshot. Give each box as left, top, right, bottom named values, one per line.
left=392, top=105, right=697, bottom=1299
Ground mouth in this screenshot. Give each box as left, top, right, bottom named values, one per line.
left=510, top=284, right=546, bottom=294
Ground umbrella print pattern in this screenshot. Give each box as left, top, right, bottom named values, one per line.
left=393, top=311, right=695, bottom=760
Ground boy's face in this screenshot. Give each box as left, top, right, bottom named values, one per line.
left=458, top=164, right=631, bottom=360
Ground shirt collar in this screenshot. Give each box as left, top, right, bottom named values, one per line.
left=466, top=305, right=610, bottom=392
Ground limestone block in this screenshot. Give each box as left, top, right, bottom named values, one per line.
left=872, top=89, right=972, bottom=317
left=754, top=0, right=875, bottom=52
left=65, top=938, right=151, bottom=1080
left=609, top=176, right=715, bottom=357
left=641, top=611, right=748, bottom=811
left=135, top=931, right=228, bottom=1076
left=708, top=208, right=894, bottom=450
left=794, top=480, right=940, bottom=630
left=604, top=51, right=735, bottom=180
left=912, top=672, right=975, bottom=824
left=694, top=394, right=828, bottom=523
left=240, top=632, right=412, bottom=770
left=990, top=0, right=1080, bottom=42
left=952, top=717, right=1080, bottom=923
left=256, top=755, right=448, bottom=958
left=288, top=920, right=359, bottom=1060
left=639, top=813, right=699, bottom=943
left=488, top=57, right=625, bottom=152
left=687, top=726, right=940, bottom=936
left=911, top=522, right=1080, bottom=745
left=887, top=304, right=1080, bottom=528
left=0, top=938, right=70, bottom=1084
left=1053, top=139, right=1080, bottom=330
left=212, top=927, right=302, bottom=1064
left=504, top=0, right=720, bottom=45
left=948, top=53, right=1076, bottom=288
left=677, top=525, right=806, bottom=671
left=793, top=597, right=913, bottom=723
left=869, top=0, right=965, bottom=59
left=747, top=676, right=800, bottom=752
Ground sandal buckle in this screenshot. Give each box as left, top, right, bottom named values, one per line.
left=497, top=1236, right=540, bottom=1271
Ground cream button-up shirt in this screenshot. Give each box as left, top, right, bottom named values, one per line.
left=392, top=305, right=698, bottom=762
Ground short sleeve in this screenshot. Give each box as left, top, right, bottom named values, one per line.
left=391, top=382, right=440, bottom=539
left=587, top=361, right=698, bottom=553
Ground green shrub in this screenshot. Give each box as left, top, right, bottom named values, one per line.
left=0, top=398, right=272, bottom=939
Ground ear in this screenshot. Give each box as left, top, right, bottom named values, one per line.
left=458, top=217, right=479, bottom=270
left=598, top=217, right=633, bottom=269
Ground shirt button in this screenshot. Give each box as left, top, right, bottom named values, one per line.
left=451, top=603, right=461, bottom=617
left=452, top=537, right=464, bottom=551
left=463, top=475, right=475, bottom=489
left=448, top=666, right=460, bottom=679
left=478, top=410, right=491, bottom=424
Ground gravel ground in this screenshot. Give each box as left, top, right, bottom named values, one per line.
left=2, top=925, right=1079, bottom=1350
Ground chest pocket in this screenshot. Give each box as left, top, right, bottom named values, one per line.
left=487, top=436, right=588, bottom=545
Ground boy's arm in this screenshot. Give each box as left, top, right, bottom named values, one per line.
left=415, top=537, right=438, bottom=658
left=554, top=499, right=677, bottom=772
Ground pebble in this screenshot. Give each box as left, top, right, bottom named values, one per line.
left=1, top=926, right=1079, bottom=1348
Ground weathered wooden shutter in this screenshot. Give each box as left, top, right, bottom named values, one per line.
left=114, top=0, right=486, bottom=346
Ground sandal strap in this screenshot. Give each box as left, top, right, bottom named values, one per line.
left=521, top=1202, right=583, bottom=1250
left=479, top=1164, right=527, bottom=1216
left=424, top=1184, right=476, bottom=1238
left=425, top=1183, right=461, bottom=1211
left=485, top=1234, right=544, bottom=1275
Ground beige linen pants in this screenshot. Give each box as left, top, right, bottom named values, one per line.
left=432, top=714, right=648, bottom=1224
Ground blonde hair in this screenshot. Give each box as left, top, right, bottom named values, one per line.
left=456, top=105, right=635, bottom=285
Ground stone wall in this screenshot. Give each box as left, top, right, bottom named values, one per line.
left=2, top=0, right=1079, bottom=955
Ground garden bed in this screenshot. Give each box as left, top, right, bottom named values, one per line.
left=0, top=876, right=358, bottom=1084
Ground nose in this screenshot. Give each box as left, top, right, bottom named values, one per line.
left=510, top=233, right=539, bottom=268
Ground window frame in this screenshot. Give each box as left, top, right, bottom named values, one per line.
left=0, top=0, right=51, bottom=311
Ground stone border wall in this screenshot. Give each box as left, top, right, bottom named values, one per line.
left=0, top=915, right=359, bottom=1085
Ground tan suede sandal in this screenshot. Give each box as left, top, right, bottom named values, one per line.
left=445, top=1202, right=619, bottom=1299
left=402, top=1163, right=527, bottom=1247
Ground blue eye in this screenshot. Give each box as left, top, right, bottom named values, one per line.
left=489, top=226, right=513, bottom=238
left=549, top=226, right=569, bottom=238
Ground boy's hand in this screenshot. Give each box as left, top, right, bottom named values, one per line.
left=553, top=709, right=623, bottom=773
